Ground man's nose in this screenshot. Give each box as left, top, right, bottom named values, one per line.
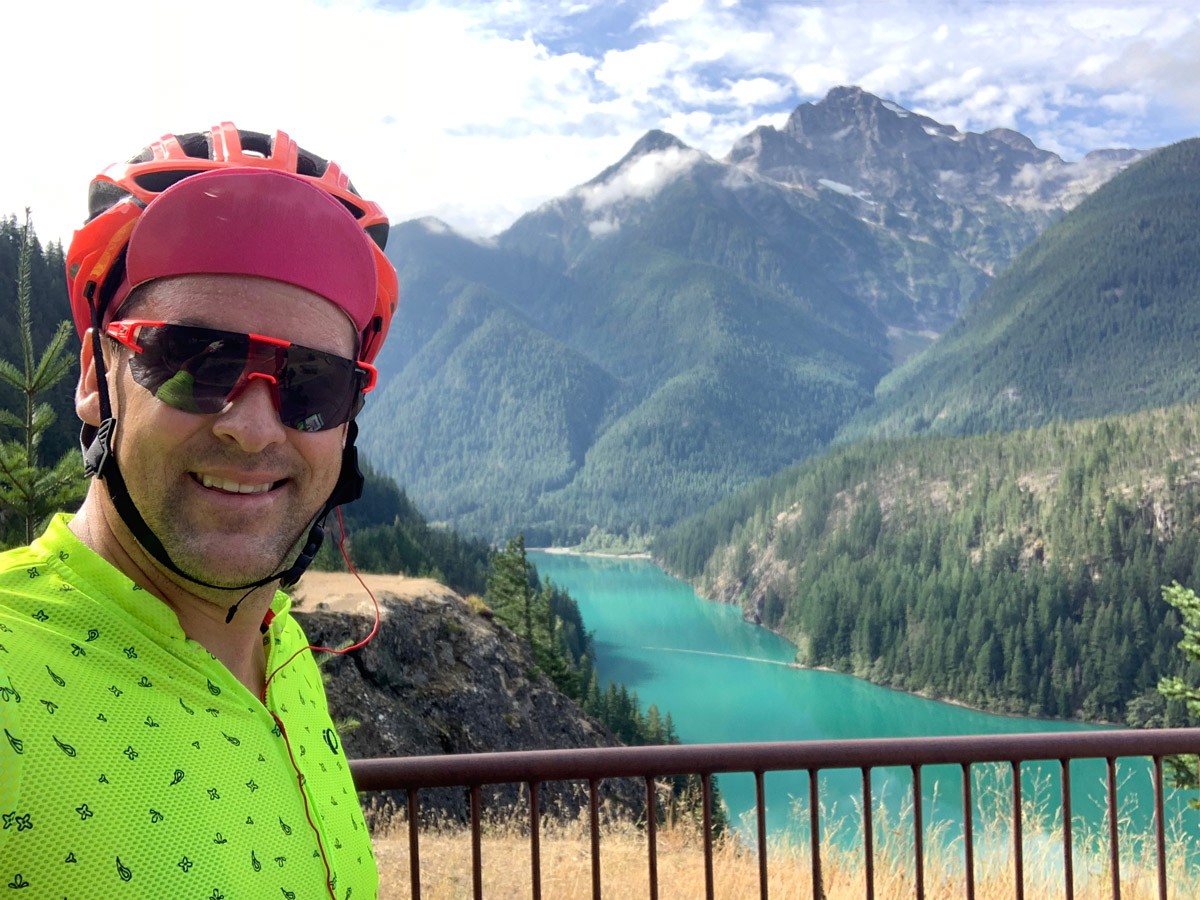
left=212, top=373, right=287, bottom=451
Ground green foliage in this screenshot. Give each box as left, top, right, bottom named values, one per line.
left=488, top=534, right=537, bottom=648
left=311, top=462, right=490, bottom=597
left=656, top=402, right=1200, bottom=723
left=363, top=153, right=933, bottom=543
left=575, top=525, right=652, bottom=555
left=1158, top=582, right=1200, bottom=802
left=0, top=212, right=86, bottom=546
left=482, top=534, right=723, bottom=827
left=486, top=534, right=587, bottom=697
left=844, top=139, right=1200, bottom=443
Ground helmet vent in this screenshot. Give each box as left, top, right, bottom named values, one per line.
left=133, top=170, right=208, bottom=194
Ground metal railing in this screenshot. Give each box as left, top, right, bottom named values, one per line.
left=350, top=727, right=1200, bottom=900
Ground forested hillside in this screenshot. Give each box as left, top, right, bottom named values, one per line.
left=655, top=403, right=1200, bottom=724
left=363, top=89, right=1136, bottom=543
left=842, top=138, right=1200, bottom=442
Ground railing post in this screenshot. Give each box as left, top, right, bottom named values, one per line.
left=1061, top=759, right=1075, bottom=900
left=912, top=765, right=925, bottom=900
left=862, top=768, right=875, bottom=900
left=961, top=764, right=974, bottom=900
left=809, top=768, right=824, bottom=900
left=529, top=781, right=542, bottom=900
left=1011, top=760, right=1024, bottom=900
left=645, top=777, right=659, bottom=900
left=1107, top=757, right=1121, bottom=900
left=702, top=773, right=715, bottom=900
left=1153, top=756, right=1167, bottom=900
left=589, top=778, right=602, bottom=900
left=756, top=771, right=769, bottom=900
left=470, top=783, right=483, bottom=900
left=407, top=788, right=422, bottom=900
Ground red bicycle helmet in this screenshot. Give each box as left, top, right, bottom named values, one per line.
left=65, top=122, right=398, bottom=364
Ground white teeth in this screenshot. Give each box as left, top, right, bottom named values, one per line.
left=198, top=475, right=273, bottom=494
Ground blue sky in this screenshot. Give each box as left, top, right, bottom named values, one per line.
left=5, top=0, right=1199, bottom=245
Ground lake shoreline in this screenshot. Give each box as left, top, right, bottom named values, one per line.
left=533, top=549, right=1115, bottom=730
left=530, top=546, right=652, bottom=560
left=528, top=550, right=1185, bottom=841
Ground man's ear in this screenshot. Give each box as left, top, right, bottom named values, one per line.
left=76, top=330, right=102, bottom=427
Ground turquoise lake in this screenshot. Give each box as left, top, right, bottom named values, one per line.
left=528, top=551, right=1200, bottom=846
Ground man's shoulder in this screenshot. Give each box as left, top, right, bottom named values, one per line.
left=0, top=540, right=48, bottom=573
left=0, top=515, right=107, bottom=610
left=0, top=515, right=75, bottom=570
left=0, top=539, right=62, bottom=607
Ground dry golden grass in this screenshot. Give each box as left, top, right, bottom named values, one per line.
left=369, top=803, right=1200, bottom=900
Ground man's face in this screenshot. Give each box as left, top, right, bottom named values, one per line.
left=88, top=273, right=359, bottom=588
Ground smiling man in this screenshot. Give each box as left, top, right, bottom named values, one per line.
left=0, top=124, right=398, bottom=899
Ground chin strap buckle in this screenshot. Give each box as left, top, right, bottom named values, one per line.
left=83, top=418, right=117, bottom=479
left=278, top=521, right=326, bottom=590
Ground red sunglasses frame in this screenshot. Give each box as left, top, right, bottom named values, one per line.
left=105, top=319, right=379, bottom=395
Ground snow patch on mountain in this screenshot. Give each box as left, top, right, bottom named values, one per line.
left=818, top=178, right=875, bottom=204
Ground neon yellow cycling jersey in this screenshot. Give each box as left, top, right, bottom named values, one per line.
left=0, top=515, right=378, bottom=898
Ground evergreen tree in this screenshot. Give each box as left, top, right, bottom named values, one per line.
left=487, top=534, right=534, bottom=646
left=0, top=211, right=85, bottom=546
left=1158, top=582, right=1200, bottom=803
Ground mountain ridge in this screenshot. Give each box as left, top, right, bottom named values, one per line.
left=362, top=86, right=1152, bottom=542
left=839, top=137, right=1200, bottom=443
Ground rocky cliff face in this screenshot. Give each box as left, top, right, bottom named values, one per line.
left=291, top=574, right=642, bottom=826
left=728, top=85, right=1143, bottom=278
left=724, top=85, right=1137, bottom=214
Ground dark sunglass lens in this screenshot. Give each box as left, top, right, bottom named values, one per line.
left=133, top=326, right=250, bottom=414
left=277, top=347, right=358, bottom=431
left=126, top=324, right=361, bottom=431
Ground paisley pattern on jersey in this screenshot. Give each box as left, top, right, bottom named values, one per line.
left=0, top=515, right=377, bottom=898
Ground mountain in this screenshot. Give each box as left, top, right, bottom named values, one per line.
left=840, top=138, right=1200, bottom=442
left=731, top=86, right=1139, bottom=297
left=361, top=87, right=1143, bottom=542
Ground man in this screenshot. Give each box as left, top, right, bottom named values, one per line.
left=0, top=124, right=398, bottom=898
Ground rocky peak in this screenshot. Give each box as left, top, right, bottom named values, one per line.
left=781, top=85, right=941, bottom=150
left=728, top=85, right=1141, bottom=233
left=586, top=129, right=698, bottom=189
left=629, top=128, right=691, bottom=157
left=983, top=127, right=1045, bottom=156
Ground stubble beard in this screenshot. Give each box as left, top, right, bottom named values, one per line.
left=133, top=469, right=319, bottom=591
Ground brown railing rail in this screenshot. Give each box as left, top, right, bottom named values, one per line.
left=351, top=727, right=1200, bottom=900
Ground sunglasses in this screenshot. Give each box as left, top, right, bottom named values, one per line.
left=105, top=320, right=377, bottom=432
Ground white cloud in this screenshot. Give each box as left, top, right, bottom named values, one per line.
left=3, top=0, right=1199, bottom=251
left=790, top=63, right=851, bottom=96
left=596, top=42, right=685, bottom=98
left=1097, top=92, right=1149, bottom=116
left=587, top=216, right=621, bottom=236
left=643, top=0, right=706, bottom=28
left=579, top=146, right=705, bottom=211
left=728, top=77, right=791, bottom=107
